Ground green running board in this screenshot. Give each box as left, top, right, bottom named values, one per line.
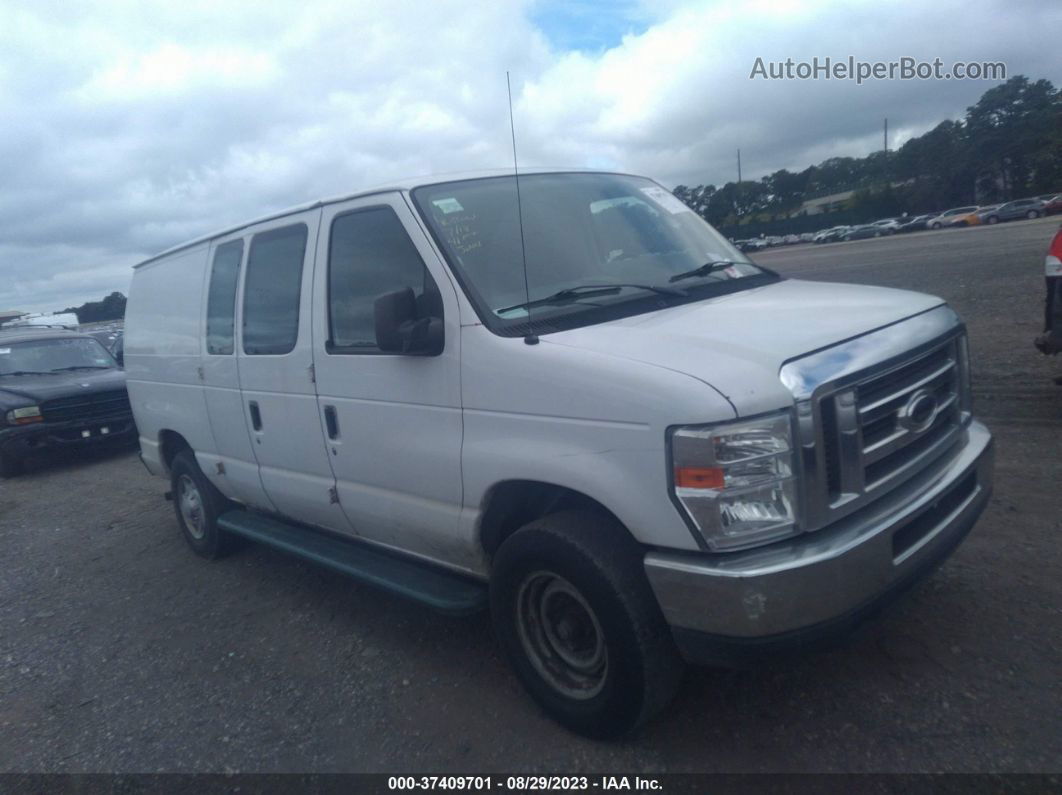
left=217, top=510, right=487, bottom=616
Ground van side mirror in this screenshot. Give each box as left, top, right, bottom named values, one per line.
left=374, top=288, right=444, bottom=356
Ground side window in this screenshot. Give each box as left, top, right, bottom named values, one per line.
left=328, top=206, right=440, bottom=352
left=205, top=239, right=243, bottom=355
left=242, top=223, right=308, bottom=355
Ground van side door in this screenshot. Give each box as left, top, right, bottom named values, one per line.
left=312, top=195, right=468, bottom=568
left=236, top=209, right=350, bottom=532
left=199, top=234, right=276, bottom=511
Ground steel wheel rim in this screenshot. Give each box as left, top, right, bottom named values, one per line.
left=516, top=571, right=607, bottom=700
left=178, top=474, right=206, bottom=540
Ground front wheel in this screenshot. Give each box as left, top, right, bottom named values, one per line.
left=987, top=216, right=999, bottom=224
left=1027, top=210, right=1040, bottom=219
left=931, top=222, right=942, bottom=229
left=490, top=511, right=684, bottom=738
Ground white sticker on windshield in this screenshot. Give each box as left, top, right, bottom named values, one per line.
left=432, top=197, right=464, bottom=214
left=0, top=349, right=9, bottom=355
left=640, top=186, right=691, bottom=214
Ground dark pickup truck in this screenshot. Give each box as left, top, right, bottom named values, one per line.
left=0, top=327, right=135, bottom=477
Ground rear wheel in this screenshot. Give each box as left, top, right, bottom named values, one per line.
left=931, top=221, right=942, bottom=229
left=490, top=511, right=684, bottom=738
left=987, top=216, right=999, bottom=224
left=1027, top=210, right=1040, bottom=219
left=170, top=450, right=240, bottom=558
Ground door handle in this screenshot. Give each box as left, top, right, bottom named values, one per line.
left=324, top=405, right=340, bottom=440
left=248, top=401, right=262, bottom=431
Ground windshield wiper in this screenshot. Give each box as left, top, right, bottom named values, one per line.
left=669, top=260, right=741, bottom=283
left=1, top=370, right=53, bottom=376
left=50, top=365, right=112, bottom=372
left=497, top=282, right=687, bottom=315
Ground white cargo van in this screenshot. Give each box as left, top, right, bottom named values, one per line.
left=126, top=170, right=993, bottom=737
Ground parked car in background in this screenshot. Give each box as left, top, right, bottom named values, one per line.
left=108, top=331, right=124, bottom=366
left=799, top=232, right=815, bottom=242
left=944, top=208, right=984, bottom=228
left=871, top=218, right=901, bottom=234
left=896, top=214, right=938, bottom=233
left=844, top=224, right=887, bottom=241
left=813, top=225, right=849, bottom=243
left=1034, top=224, right=1062, bottom=358
left=735, top=238, right=768, bottom=252
left=972, top=205, right=1002, bottom=224
left=0, top=327, right=134, bottom=477
left=981, top=198, right=1046, bottom=224
left=783, top=234, right=801, bottom=245
left=1043, top=195, right=1062, bottom=216
left=929, top=206, right=979, bottom=229
left=1, top=312, right=78, bottom=330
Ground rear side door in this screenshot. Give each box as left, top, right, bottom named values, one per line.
left=199, top=234, right=275, bottom=511
left=311, top=195, right=467, bottom=566
left=236, top=210, right=350, bottom=532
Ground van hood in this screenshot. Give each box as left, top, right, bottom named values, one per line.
left=0, top=368, right=127, bottom=411
left=543, top=279, right=944, bottom=416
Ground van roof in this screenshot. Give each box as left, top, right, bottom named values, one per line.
left=133, top=167, right=635, bottom=269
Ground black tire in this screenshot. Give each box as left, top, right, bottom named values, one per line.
left=931, top=222, right=941, bottom=229
left=170, top=449, right=240, bottom=559
left=0, top=451, right=23, bottom=478
left=490, top=510, right=684, bottom=739
left=987, top=216, right=999, bottom=224
left=1027, top=210, right=1040, bottom=219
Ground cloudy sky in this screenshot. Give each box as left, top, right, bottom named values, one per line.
left=2, top=0, right=1059, bottom=313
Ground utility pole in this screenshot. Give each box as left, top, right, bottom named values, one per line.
left=736, top=148, right=742, bottom=219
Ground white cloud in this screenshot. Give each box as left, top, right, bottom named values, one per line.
left=0, top=0, right=1059, bottom=312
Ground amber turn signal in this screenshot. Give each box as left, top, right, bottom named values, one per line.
left=673, top=466, right=725, bottom=490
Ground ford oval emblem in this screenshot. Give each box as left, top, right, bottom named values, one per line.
left=899, top=389, right=938, bottom=434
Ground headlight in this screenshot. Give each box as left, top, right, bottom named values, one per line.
left=670, top=411, right=799, bottom=551
left=6, top=406, right=43, bottom=425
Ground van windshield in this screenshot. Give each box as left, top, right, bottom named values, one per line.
left=412, top=173, right=773, bottom=335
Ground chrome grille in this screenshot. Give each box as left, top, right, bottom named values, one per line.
left=780, top=306, right=971, bottom=533
left=855, top=341, right=960, bottom=490
left=41, top=390, right=132, bottom=423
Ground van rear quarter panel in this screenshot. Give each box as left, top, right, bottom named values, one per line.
left=126, top=244, right=216, bottom=472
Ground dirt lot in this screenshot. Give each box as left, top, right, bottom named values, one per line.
left=1, top=217, right=1060, bottom=773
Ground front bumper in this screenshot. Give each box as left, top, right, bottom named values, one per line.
left=644, top=420, right=993, bottom=665
left=0, top=414, right=137, bottom=459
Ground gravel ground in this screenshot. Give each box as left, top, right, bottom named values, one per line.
left=1, top=217, right=1060, bottom=773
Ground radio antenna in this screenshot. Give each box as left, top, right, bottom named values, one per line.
left=507, top=71, right=538, bottom=345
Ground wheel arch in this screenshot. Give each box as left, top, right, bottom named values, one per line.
left=158, top=429, right=193, bottom=475
left=478, top=480, right=635, bottom=562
